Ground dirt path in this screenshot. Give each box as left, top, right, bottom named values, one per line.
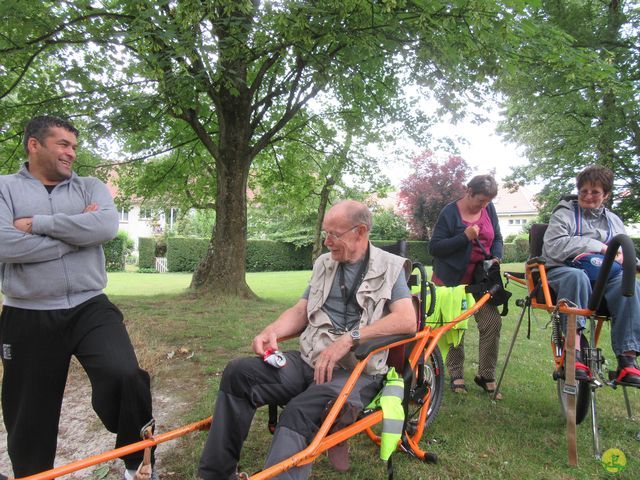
left=0, top=356, right=205, bottom=479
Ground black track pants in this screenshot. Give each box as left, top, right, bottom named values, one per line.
left=0, top=294, right=153, bottom=477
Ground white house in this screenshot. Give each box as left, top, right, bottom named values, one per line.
left=106, top=181, right=176, bottom=250
left=492, top=186, right=539, bottom=238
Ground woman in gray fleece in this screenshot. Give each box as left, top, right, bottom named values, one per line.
left=542, top=165, right=640, bottom=385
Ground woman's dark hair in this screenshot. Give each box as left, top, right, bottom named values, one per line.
left=23, top=115, right=79, bottom=154
left=467, top=175, right=498, bottom=199
left=576, top=165, right=614, bottom=194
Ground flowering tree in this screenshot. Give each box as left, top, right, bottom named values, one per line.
left=398, top=152, right=469, bottom=240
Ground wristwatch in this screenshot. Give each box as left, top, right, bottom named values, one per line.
left=350, top=329, right=361, bottom=350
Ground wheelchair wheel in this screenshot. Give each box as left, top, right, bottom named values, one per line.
left=406, top=343, right=445, bottom=434
left=556, top=377, right=591, bottom=425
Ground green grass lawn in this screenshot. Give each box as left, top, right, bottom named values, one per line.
left=109, top=266, right=639, bottom=479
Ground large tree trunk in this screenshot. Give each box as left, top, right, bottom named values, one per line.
left=190, top=159, right=254, bottom=298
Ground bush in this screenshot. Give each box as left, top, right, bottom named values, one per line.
left=371, top=240, right=431, bottom=266
left=138, top=237, right=156, bottom=269
left=502, top=238, right=529, bottom=263
left=158, top=237, right=430, bottom=273
left=103, top=231, right=132, bottom=272
left=246, top=241, right=313, bottom=272
left=632, top=237, right=640, bottom=258
left=167, top=237, right=209, bottom=272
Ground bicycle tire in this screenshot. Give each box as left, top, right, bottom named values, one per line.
left=406, top=343, right=445, bottom=434
left=557, top=377, right=591, bottom=425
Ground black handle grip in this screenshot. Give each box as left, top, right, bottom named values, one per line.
left=588, top=234, right=636, bottom=311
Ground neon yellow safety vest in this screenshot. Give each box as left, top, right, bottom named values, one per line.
left=367, top=367, right=405, bottom=460
left=426, top=285, right=475, bottom=360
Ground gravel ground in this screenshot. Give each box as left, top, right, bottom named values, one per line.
left=1, top=356, right=203, bottom=479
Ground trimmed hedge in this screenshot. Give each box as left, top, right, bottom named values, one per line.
left=502, top=238, right=529, bottom=263
left=103, top=231, right=130, bottom=272
left=137, top=235, right=638, bottom=272
left=138, top=237, right=156, bottom=269
left=247, top=241, right=313, bottom=272
left=371, top=240, right=431, bottom=266
left=166, top=237, right=209, bottom=272
left=153, top=237, right=430, bottom=272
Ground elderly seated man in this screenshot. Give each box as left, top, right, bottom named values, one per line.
left=197, top=200, right=416, bottom=480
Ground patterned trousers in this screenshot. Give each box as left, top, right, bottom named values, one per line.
left=446, top=304, right=502, bottom=380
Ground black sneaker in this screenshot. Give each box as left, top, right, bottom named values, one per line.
left=616, top=355, right=640, bottom=386
left=563, top=349, right=592, bottom=382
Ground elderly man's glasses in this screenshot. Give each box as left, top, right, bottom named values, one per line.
left=321, top=225, right=359, bottom=242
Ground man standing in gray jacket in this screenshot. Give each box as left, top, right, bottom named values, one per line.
left=0, top=116, right=155, bottom=479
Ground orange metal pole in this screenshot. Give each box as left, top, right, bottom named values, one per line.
left=16, top=417, right=212, bottom=480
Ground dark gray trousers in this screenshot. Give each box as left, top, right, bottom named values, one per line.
left=198, top=351, right=381, bottom=480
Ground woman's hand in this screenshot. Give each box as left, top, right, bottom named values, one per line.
left=601, top=245, right=624, bottom=264
left=464, top=224, right=480, bottom=241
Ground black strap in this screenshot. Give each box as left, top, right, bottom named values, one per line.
left=475, top=238, right=492, bottom=260
left=335, top=246, right=370, bottom=332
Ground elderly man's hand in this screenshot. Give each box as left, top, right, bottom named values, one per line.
left=252, top=327, right=278, bottom=357
left=314, top=335, right=351, bottom=384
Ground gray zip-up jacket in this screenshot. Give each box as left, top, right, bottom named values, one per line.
left=542, top=198, right=626, bottom=268
left=0, top=163, right=119, bottom=309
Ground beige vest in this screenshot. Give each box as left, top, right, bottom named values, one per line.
left=299, top=244, right=410, bottom=376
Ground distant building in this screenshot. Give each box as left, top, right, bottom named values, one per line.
left=493, top=186, right=539, bottom=237
left=105, top=180, right=176, bottom=250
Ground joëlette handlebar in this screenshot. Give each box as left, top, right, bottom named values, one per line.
left=588, top=233, right=637, bottom=311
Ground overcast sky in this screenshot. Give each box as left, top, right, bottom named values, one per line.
left=379, top=93, right=535, bottom=191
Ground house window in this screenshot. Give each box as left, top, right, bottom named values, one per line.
left=508, top=219, right=514, bottom=225
left=118, top=207, right=129, bottom=223
left=140, top=209, right=153, bottom=220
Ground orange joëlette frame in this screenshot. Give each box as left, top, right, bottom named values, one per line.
left=15, top=292, right=493, bottom=480
left=505, top=261, right=606, bottom=356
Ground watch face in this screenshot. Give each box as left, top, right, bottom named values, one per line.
left=351, top=329, right=360, bottom=341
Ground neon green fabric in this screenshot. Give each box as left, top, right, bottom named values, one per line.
left=367, top=367, right=405, bottom=461
left=426, top=285, right=475, bottom=360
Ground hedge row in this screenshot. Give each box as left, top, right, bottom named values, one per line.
left=502, top=238, right=529, bottom=263
left=137, top=236, right=639, bottom=272
left=138, top=237, right=156, bottom=269
left=138, top=237, right=431, bottom=272
left=103, top=231, right=130, bottom=272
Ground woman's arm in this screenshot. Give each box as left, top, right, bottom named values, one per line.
left=429, top=204, right=469, bottom=257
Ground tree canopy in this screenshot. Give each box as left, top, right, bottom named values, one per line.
left=498, top=0, right=639, bottom=221
left=398, top=151, right=469, bottom=240
left=0, top=0, right=577, bottom=296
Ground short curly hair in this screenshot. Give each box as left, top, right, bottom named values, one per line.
left=23, top=115, right=79, bottom=154
left=576, top=165, right=614, bottom=194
